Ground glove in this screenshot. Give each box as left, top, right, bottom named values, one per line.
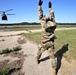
left=48, top=1, right=52, bottom=8
left=38, top=0, right=43, bottom=6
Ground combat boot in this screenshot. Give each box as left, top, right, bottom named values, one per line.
left=35, top=57, right=40, bottom=64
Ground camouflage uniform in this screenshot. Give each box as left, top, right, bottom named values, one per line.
left=36, top=4, right=57, bottom=69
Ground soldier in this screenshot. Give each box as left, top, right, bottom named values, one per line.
left=35, top=0, right=57, bottom=75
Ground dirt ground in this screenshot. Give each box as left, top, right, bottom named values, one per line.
left=0, top=30, right=76, bottom=75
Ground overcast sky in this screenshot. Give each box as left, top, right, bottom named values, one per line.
left=0, top=0, right=76, bottom=23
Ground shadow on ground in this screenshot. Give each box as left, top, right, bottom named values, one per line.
left=55, top=43, right=69, bottom=74
left=39, top=43, right=69, bottom=75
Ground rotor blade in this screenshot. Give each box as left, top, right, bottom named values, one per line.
left=6, top=14, right=15, bottom=15
left=5, top=9, right=13, bottom=12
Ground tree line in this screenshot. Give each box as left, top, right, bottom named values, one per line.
left=0, top=22, right=76, bottom=26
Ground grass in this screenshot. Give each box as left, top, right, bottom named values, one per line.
left=1, top=25, right=76, bottom=31
left=22, top=29, right=76, bottom=61
left=57, top=25, right=76, bottom=28
left=11, top=27, right=41, bottom=31
left=0, top=67, right=10, bottom=75
left=0, top=46, right=21, bottom=54
left=0, top=67, right=21, bottom=75
left=55, top=29, right=76, bottom=60
left=23, top=32, right=41, bottom=44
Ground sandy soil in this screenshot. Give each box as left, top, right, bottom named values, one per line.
left=0, top=35, right=61, bottom=75
left=0, top=29, right=76, bottom=75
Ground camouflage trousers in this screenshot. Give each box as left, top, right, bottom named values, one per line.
left=36, top=41, right=55, bottom=59
left=36, top=41, right=57, bottom=69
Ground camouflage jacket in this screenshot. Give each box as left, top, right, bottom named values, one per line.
left=38, top=5, right=57, bottom=43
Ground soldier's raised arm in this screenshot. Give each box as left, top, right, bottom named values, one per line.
left=38, top=0, right=43, bottom=20
left=48, top=1, right=55, bottom=22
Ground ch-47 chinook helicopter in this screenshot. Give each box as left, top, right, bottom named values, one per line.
left=0, top=9, right=15, bottom=20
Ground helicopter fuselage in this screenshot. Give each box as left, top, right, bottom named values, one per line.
left=2, top=12, right=7, bottom=20
left=0, top=9, right=14, bottom=20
